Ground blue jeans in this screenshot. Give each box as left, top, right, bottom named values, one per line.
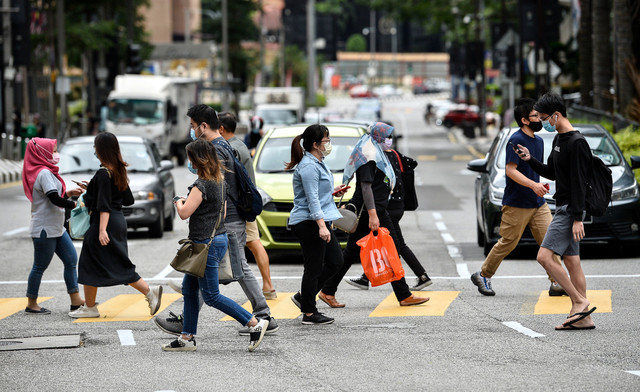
left=28, top=230, right=79, bottom=298
left=181, top=234, right=253, bottom=336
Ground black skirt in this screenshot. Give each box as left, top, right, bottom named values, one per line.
left=78, top=210, right=141, bottom=287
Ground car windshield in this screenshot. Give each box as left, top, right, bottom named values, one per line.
left=107, top=99, right=164, bottom=125
left=256, top=136, right=360, bottom=173
left=256, top=109, right=297, bottom=125
left=496, top=131, right=622, bottom=169
left=59, top=142, right=155, bottom=174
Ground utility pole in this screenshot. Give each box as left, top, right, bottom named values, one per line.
left=368, top=8, right=376, bottom=86
left=258, top=0, right=265, bottom=87
left=1, top=0, right=16, bottom=135
left=222, top=0, right=229, bottom=111
left=476, top=0, right=486, bottom=136
left=306, top=0, right=316, bottom=106
left=56, top=0, right=68, bottom=140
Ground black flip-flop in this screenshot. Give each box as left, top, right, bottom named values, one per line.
left=25, top=307, right=51, bottom=315
left=564, top=307, right=597, bottom=325
left=555, top=323, right=596, bottom=331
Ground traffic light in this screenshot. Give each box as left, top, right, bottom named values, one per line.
left=126, top=43, right=143, bottom=74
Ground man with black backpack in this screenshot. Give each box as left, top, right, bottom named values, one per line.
left=154, top=105, right=279, bottom=337
left=516, top=93, right=600, bottom=331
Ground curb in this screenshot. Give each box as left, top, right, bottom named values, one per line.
left=0, top=159, right=23, bottom=185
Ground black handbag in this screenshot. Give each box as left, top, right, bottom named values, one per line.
left=390, top=150, right=419, bottom=211
left=170, top=182, right=225, bottom=278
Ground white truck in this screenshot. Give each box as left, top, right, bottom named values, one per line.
left=252, top=87, right=305, bottom=130
left=106, top=74, right=198, bottom=164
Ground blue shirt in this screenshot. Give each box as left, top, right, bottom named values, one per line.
left=503, top=129, right=546, bottom=208
left=289, top=152, right=341, bottom=225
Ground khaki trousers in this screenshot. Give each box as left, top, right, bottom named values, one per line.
left=481, top=204, right=561, bottom=280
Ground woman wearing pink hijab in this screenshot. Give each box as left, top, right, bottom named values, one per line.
left=22, top=138, right=84, bottom=314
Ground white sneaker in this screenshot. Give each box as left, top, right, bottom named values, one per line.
left=167, top=280, right=182, bottom=294
left=69, top=304, right=100, bottom=318
left=162, top=336, right=196, bottom=352
left=146, top=286, right=163, bottom=316
left=247, top=318, right=269, bottom=352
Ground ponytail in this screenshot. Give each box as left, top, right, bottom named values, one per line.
left=285, top=135, right=304, bottom=170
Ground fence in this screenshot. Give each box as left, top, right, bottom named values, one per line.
left=1, top=133, right=25, bottom=161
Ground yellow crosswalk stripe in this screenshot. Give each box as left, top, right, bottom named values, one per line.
left=369, top=291, right=459, bottom=318
left=452, top=155, right=473, bottom=161
left=533, top=290, right=612, bottom=315
left=0, top=297, right=52, bottom=320
left=417, top=155, right=437, bottom=161
left=73, top=293, right=182, bottom=323
left=221, top=292, right=301, bottom=321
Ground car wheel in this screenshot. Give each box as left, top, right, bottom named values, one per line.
left=163, top=203, right=174, bottom=231
left=477, top=223, right=485, bottom=247
left=443, top=119, right=453, bottom=128
left=149, top=208, right=164, bottom=238
left=483, top=239, right=495, bottom=257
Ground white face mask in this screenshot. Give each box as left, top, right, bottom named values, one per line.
left=320, top=141, right=332, bottom=157
left=383, top=138, right=393, bottom=149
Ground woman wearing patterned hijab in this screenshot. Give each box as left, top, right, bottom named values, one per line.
left=22, top=138, right=85, bottom=314
left=320, top=123, right=430, bottom=307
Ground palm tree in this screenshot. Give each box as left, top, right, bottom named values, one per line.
left=613, top=0, right=636, bottom=116
left=592, top=0, right=612, bottom=111
left=579, top=0, right=593, bottom=107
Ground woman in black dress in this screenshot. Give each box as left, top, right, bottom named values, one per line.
left=69, top=132, right=162, bottom=318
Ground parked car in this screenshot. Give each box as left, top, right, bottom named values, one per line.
left=252, top=124, right=367, bottom=250
left=442, top=107, right=481, bottom=128
left=372, top=84, right=403, bottom=98
left=349, top=85, right=376, bottom=98
left=58, top=135, right=176, bottom=238
left=467, top=125, right=640, bottom=255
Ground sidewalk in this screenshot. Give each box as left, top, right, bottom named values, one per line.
left=0, top=159, right=22, bottom=185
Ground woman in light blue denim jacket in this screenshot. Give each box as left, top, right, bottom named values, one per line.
left=286, top=124, right=349, bottom=325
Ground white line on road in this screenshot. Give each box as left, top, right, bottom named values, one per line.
left=435, top=222, right=447, bottom=231
left=447, top=245, right=460, bottom=258
left=502, top=321, right=545, bottom=338
left=117, top=330, right=136, bottom=346
left=152, top=264, right=175, bottom=280
left=456, top=263, right=470, bottom=278
left=3, top=227, right=28, bottom=237
left=625, top=371, right=640, bottom=377
left=441, top=232, right=455, bottom=243
left=432, top=212, right=442, bottom=220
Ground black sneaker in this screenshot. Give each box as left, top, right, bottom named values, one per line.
left=154, top=311, right=183, bottom=336
left=302, top=312, right=335, bottom=325
left=344, top=274, right=369, bottom=290
left=411, top=274, right=433, bottom=290
left=470, top=271, right=495, bottom=296
left=290, top=291, right=302, bottom=310
left=161, top=336, right=196, bottom=352
left=238, top=316, right=280, bottom=336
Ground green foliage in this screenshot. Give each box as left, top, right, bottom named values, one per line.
left=610, top=125, right=640, bottom=183
left=271, top=46, right=308, bottom=89
left=346, top=34, right=367, bottom=52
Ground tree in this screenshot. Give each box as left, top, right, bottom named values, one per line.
left=346, top=34, right=367, bottom=52
left=613, top=0, right=635, bottom=116
left=578, top=0, right=593, bottom=107
left=592, top=0, right=612, bottom=111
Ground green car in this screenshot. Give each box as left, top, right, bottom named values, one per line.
left=253, top=124, right=367, bottom=250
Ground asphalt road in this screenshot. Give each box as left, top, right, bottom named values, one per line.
left=1, top=94, right=639, bottom=391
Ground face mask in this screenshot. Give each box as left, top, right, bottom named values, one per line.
left=529, top=121, right=543, bottom=132
left=187, top=160, right=197, bottom=174
left=542, top=114, right=557, bottom=132
left=320, top=141, right=332, bottom=157
left=48, top=152, right=60, bottom=165
left=190, top=124, right=202, bottom=141
left=383, top=138, right=393, bottom=149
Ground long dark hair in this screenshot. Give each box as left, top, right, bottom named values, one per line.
left=284, top=124, right=329, bottom=170
left=94, top=132, right=128, bottom=191
left=186, top=139, right=223, bottom=182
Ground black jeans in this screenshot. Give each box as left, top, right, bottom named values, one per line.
left=292, top=220, right=344, bottom=313
left=322, top=209, right=412, bottom=302
left=388, top=208, right=427, bottom=277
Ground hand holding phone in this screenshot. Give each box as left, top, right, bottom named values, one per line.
left=332, top=185, right=351, bottom=196
left=173, top=196, right=184, bottom=203
left=508, top=142, right=522, bottom=154
left=72, top=180, right=88, bottom=189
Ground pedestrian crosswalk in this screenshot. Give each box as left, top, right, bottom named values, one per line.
left=0, top=290, right=612, bottom=322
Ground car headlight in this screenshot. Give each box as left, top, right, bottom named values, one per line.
left=133, top=191, right=157, bottom=201
left=611, top=181, right=639, bottom=201
left=488, top=184, right=504, bottom=204
left=257, top=187, right=272, bottom=207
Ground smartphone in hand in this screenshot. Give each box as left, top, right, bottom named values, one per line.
left=173, top=196, right=183, bottom=203
left=332, top=185, right=351, bottom=196
left=72, top=180, right=88, bottom=189
left=508, top=142, right=522, bottom=154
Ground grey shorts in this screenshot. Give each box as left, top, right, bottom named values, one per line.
left=540, top=205, right=580, bottom=256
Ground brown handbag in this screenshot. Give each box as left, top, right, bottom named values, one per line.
left=170, top=182, right=225, bottom=278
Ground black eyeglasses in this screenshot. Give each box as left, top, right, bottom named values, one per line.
left=540, top=113, right=553, bottom=121
left=528, top=114, right=540, bottom=119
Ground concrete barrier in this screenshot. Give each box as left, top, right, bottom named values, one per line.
left=0, top=159, right=23, bottom=185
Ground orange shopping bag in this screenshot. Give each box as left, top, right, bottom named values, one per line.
left=356, top=227, right=405, bottom=287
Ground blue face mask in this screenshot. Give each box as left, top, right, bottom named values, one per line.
left=542, top=114, right=557, bottom=132
left=187, top=160, right=197, bottom=174
left=190, top=128, right=197, bottom=140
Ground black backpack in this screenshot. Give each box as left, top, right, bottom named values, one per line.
left=570, top=133, right=613, bottom=217
left=212, top=138, right=263, bottom=222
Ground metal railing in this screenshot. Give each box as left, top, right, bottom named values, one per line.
left=0, top=133, right=25, bottom=161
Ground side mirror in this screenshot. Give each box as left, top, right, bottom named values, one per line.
left=159, top=160, right=174, bottom=172
left=167, top=102, right=178, bottom=125
left=630, top=156, right=640, bottom=170
left=467, top=158, right=488, bottom=173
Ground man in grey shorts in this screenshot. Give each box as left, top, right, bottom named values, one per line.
left=516, top=93, right=597, bottom=331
